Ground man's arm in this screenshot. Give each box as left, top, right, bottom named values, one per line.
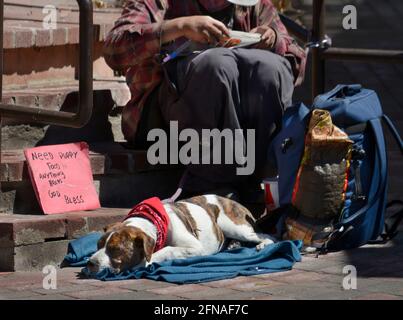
left=103, top=0, right=165, bottom=71
left=252, top=0, right=307, bottom=85
left=103, top=0, right=229, bottom=71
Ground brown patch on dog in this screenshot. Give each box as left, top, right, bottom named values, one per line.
left=184, top=195, right=208, bottom=209
left=206, top=203, right=225, bottom=246
left=185, top=196, right=219, bottom=220
left=216, top=196, right=255, bottom=226
left=97, top=232, right=111, bottom=250
left=168, top=203, right=200, bottom=239
left=183, top=196, right=225, bottom=246
left=104, top=226, right=156, bottom=272
left=131, top=228, right=155, bottom=262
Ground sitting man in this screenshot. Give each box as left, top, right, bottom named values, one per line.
left=104, top=0, right=307, bottom=199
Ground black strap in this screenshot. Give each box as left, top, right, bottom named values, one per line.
left=383, top=200, right=403, bottom=240
left=255, top=205, right=292, bottom=234
left=368, top=200, right=403, bottom=244
left=309, top=225, right=354, bottom=255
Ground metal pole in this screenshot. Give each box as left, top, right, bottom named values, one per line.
left=311, top=0, right=326, bottom=100
left=0, top=0, right=3, bottom=207
left=77, top=0, right=93, bottom=127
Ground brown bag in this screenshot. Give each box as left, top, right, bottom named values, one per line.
left=283, top=109, right=353, bottom=246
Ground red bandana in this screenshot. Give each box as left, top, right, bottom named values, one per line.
left=124, top=197, right=170, bottom=252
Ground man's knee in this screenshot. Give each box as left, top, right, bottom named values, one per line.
left=237, top=49, right=294, bottom=86
left=264, top=54, right=292, bottom=86
left=190, top=48, right=238, bottom=82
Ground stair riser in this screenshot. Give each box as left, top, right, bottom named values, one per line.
left=1, top=169, right=183, bottom=215
left=0, top=240, right=71, bottom=272
left=3, top=42, right=113, bottom=90
left=5, top=3, right=119, bottom=33
left=0, top=208, right=129, bottom=271
left=0, top=87, right=128, bottom=149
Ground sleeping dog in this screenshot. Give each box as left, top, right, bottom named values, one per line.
left=87, top=195, right=275, bottom=274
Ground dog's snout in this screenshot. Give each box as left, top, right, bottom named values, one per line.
left=87, top=260, right=96, bottom=267
left=86, top=259, right=99, bottom=273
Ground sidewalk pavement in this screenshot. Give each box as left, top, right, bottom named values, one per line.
left=1, top=230, right=402, bottom=300
left=0, top=0, right=402, bottom=301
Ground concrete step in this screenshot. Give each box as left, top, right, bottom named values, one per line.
left=3, top=0, right=120, bottom=90
left=1, top=1, right=129, bottom=151
left=1, top=79, right=130, bottom=125
left=1, top=80, right=130, bottom=150
left=4, top=41, right=118, bottom=90
left=4, top=0, right=119, bottom=50
left=0, top=143, right=184, bottom=214
left=0, top=207, right=128, bottom=271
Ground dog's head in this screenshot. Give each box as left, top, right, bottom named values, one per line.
left=87, top=222, right=155, bottom=274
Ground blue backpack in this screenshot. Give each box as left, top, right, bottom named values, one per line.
left=269, top=84, right=403, bottom=251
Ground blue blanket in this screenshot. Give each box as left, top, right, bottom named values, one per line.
left=63, top=233, right=302, bottom=284
left=63, top=232, right=103, bottom=267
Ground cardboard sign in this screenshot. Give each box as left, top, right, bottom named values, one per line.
left=24, top=142, right=101, bottom=214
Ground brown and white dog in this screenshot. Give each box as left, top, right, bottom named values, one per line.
left=87, top=195, right=275, bottom=274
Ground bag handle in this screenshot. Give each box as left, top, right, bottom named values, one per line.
left=383, top=115, right=403, bottom=154
left=314, top=84, right=362, bottom=106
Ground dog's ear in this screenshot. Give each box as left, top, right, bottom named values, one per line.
left=103, top=222, right=124, bottom=233
left=134, top=233, right=156, bottom=262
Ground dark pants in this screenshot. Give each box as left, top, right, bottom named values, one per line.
left=136, top=47, right=295, bottom=194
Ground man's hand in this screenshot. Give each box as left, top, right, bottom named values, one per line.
left=177, top=16, right=230, bottom=44
left=250, top=26, right=277, bottom=50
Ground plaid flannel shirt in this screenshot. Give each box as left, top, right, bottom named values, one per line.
left=104, top=0, right=307, bottom=141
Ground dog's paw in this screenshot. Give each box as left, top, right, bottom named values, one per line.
left=256, top=239, right=274, bottom=251
left=227, top=240, right=242, bottom=250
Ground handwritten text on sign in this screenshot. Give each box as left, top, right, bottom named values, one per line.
left=24, top=142, right=101, bottom=214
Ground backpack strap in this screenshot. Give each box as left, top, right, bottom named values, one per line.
left=382, top=114, right=403, bottom=154
left=375, top=115, right=403, bottom=242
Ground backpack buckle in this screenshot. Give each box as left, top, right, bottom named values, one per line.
left=281, top=138, right=294, bottom=154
